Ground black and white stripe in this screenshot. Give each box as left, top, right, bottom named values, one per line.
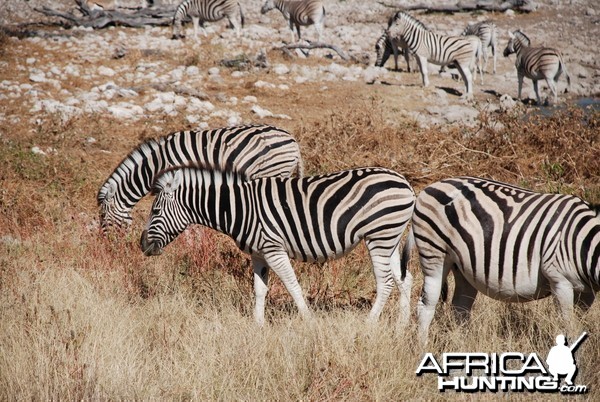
left=386, top=11, right=481, bottom=97
left=374, top=31, right=412, bottom=72
left=405, top=177, right=600, bottom=341
left=261, top=0, right=325, bottom=43
left=97, top=124, right=303, bottom=232
left=503, top=30, right=571, bottom=105
left=140, top=166, right=416, bottom=325
left=462, top=20, right=497, bottom=74
left=172, top=0, right=244, bottom=40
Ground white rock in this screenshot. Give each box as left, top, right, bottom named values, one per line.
left=98, top=66, right=116, bottom=76
left=242, top=95, right=257, bottom=103
left=31, top=146, right=46, bottom=155
left=273, top=64, right=290, bottom=75
left=26, top=58, right=36, bottom=65
left=29, top=73, right=46, bottom=83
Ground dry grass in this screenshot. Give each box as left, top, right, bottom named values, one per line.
left=1, top=103, right=599, bottom=400
left=1, top=24, right=599, bottom=399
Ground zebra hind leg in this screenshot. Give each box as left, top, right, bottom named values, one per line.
left=456, top=63, right=474, bottom=99
left=417, top=255, right=451, bottom=344
left=450, top=267, right=477, bottom=325
left=388, top=245, right=413, bottom=329
left=366, top=250, right=397, bottom=324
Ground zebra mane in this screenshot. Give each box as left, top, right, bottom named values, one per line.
left=513, top=30, right=531, bottom=46
left=389, top=11, right=428, bottom=30
left=151, top=163, right=249, bottom=196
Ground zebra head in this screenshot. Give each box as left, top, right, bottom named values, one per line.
left=261, top=0, right=275, bottom=14
left=140, top=169, right=190, bottom=256
left=97, top=179, right=133, bottom=233
left=503, top=30, right=530, bottom=57
left=374, top=32, right=390, bottom=67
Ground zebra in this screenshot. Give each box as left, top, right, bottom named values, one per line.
left=386, top=11, right=482, bottom=98
left=462, top=20, right=498, bottom=74
left=140, top=166, right=416, bottom=326
left=97, top=124, right=303, bottom=232
left=260, top=0, right=325, bottom=43
left=403, top=176, right=600, bottom=342
left=172, top=0, right=244, bottom=41
left=374, top=30, right=412, bottom=72
left=503, top=30, right=571, bottom=105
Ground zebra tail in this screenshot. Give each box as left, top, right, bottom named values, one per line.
left=295, top=157, right=305, bottom=178
left=441, top=280, right=448, bottom=303
left=562, top=59, right=571, bottom=88
left=400, top=226, right=415, bottom=281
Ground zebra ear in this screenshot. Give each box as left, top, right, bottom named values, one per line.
left=508, top=30, right=514, bottom=38
left=163, top=169, right=183, bottom=195
left=105, top=180, right=117, bottom=199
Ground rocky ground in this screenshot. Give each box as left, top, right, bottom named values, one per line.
left=0, top=0, right=599, bottom=140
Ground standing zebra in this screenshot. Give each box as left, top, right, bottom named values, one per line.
left=172, top=0, right=244, bottom=41
left=404, top=177, right=600, bottom=343
left=261, top=0, right=325, bottom=43
left=462, top=20, right=497, bottom=74
left=97, top=124, right=303, bottom=232
left=140, top=166, right=416, bottom=326
left=503, top=30, right=571, bottom=105
left=386, top=11, right=481, bottom=98
left=374, top=30, right=411, bottom=72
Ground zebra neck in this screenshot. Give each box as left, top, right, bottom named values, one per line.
left=185, top=171, right=249, bottom=239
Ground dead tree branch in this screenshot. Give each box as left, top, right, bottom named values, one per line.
left=377, top=1, right=537, bottom=13
left=280, top=41, right=350, bottom=61
left=34, top=0, right=177, bottom=29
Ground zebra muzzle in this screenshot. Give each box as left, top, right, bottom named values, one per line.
left=140, top=230, right=163, bottom=256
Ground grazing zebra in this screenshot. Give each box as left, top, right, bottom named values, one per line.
left=140, top=166, right=416, bottom=326
left=260, top=0, right=325, bottom=43
left=386, top=11, right=481, bottom=98
left=97, top=124, right=303, bottom=232
left=462, top=20, right=497, bottom=74
left=404, top=176, right=600, bottom=342
left=172, top=0, right=244, bottom=40
left=374, top=31, right=411, bottom=72
left=503, top=30, right=571, bottom=105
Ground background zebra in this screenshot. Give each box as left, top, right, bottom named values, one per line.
left=503, top=30, right=571, bottom=105
left=462, top=20, right=498, bottom=74
left=386, top=11, right=481, bottom=98
left=97, top=124, right=303, bottom=232
left=140, top=166, right=416, bottom=326
left=374, top=30, right=411, bottom=72
left=261, top=0, right=325, bottom=43
left=172, top=0, right=244, bottom=40
left=404, top=176, right=600, bottom=342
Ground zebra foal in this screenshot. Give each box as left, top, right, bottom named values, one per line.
left=386, top=11, right=481, bottom=98
left=97, top=124, right=303, bottom=232
left=140, top=167, right=416, bottom=326
left=374, top=30, right=412, bottom=72
left=404, top=177, right=600, bottom=343
left=172, top=0, right=244, bottom=41
left=503, top=30, right=571, bottom=105
left=261, top=0, right=325, bottom=43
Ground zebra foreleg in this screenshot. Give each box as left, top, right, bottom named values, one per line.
left=517, top=73, right=524, bottom=101
left=415, top=56, right=429, bottom=87
left=456, top=64, right=474, bottom=99
left=263, top=252, right=312, bottom=319
left=450, top=268, right=477, bottom=324
left=252, top=255, right=270, bottom=326
left=532, top=79, right=543, bottom=105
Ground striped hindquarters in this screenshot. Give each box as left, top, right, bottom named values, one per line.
left=285, top=0, right=324, bottom=26
left=463, top=21, right=496, bottom=50
left=516, top=45, right=566, bottom=81
left=412, top=176, right=600, bottom=300
left=174, top=0, right=239, bottom=22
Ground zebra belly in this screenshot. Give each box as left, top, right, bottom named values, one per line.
left=458, top=264, right=552, bottom=302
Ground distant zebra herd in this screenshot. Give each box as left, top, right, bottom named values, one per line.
left=98, top=122, right=600, bottom=343
left=167, top=2, right=570, bottom=105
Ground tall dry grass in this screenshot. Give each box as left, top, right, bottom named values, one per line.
left=1, top=98, right=599, bottom=400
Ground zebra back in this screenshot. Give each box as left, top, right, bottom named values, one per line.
left=413, top=176, right=600, bottom=292
left=462, top=21, right=497, bottom=49
left=262, top=0, right=325, bottom=27
left=97, top=124, right=303, bottom=231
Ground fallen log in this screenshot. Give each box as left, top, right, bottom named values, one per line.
left=280, top=41, right=350, bottom=61
left=377, top=0, right=537, bottom=13
left=34, top=0, right=177, bottom=29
